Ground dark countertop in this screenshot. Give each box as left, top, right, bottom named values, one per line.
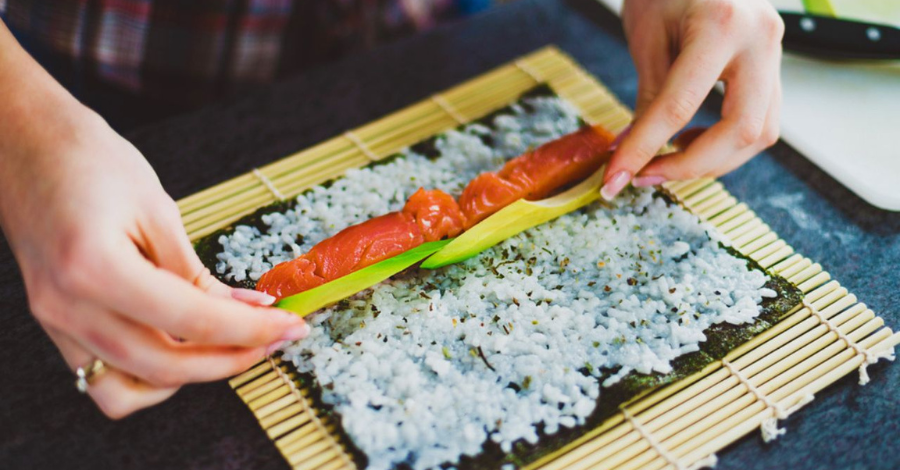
left=1, top=0, right=898, bottom=469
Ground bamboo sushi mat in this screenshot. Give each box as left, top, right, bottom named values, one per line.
left=178, top=46, right=900, bottom=470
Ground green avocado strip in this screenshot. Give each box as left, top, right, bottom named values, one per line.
left=421, top=164, right=606, bottom=269
left=276, top=239, right=453, bottom=317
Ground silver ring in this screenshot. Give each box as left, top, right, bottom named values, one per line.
left=75, top=358, right=107, bottom=393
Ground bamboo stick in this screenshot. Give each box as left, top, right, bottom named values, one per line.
left=662, top=180, right=692, bottom=193
left=249, top=384, right=293, bottom=411
left=683, top=182, right=724, bottom=206
left=758, top=246, right=796, bottom=269
left=353, top=99, right=451, bottom=137
left=270, top=414, right=316, bottom=441
left=772, top=255, right=809, bottom=278
left=281, top=427, right=327, bottom=457
left=264, top=137, right=362, bottom=177
left=277, top=422, right=323, bottom=449
left=787, top=263, right=823, bottom=286
left=287, top=440, right=336, bottom=466
left=260, top=401, right=306, bottom=428
left=731, top=222, right=769, bottom=249
left=689, top=190, right=731, bottom=211
left=357, top=109, right=457, bottom=150
left=740, top=232, right=779, bottom=255
left=236, top=371, right=280, bottom=399
left=718, top=211, right=757, bottom=234
left=317, top=456, right=352, bottom=470
left=445, top=76, right=537, bottom=110
left=695, top=196, right=737, bottom=220
left=178, top=173, right=260, bottom=212
left=673, top=179, right=716, bottom=199
left=230, top=360, right=275, bottom=388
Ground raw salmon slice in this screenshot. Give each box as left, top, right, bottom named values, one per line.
left=459, top=125, right=614, bottom=228
left=308, top=212, right=422, bottom=280
left=256, top=188, right=462, bottom=300
left=256, top=257, right=325, bottom=300
left=458, top=173, right=526, bottom=229
left=402, top=188, right=467, bottom=242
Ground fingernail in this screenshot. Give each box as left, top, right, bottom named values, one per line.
left=632, top=175, right=667, bottom=188
left=610, top=123, right=633, bottom=151
left=232, top=288, right=276, bottom=306
left=281, top=322, right=310, bottom=341
left=266, top=341, right=285, bottom=356
left=601, top=171, right=632, bottom=201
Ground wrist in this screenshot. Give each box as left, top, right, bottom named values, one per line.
left=1, top=81, right=101, bottom=154
left=0, top=19, right=106, bottom=172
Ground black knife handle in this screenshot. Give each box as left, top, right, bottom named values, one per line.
left=780, top=12, right=900, bottom=60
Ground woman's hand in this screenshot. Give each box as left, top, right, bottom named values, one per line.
left=602, top=0, right=785, bottom=199
left=0, top=31, right=308, bottom=417
left=1, top=106, right=308, bottom=419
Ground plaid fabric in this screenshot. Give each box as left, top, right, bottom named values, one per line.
left=0, top=0, right=470, bottom=92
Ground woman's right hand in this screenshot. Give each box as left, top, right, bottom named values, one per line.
left=0, top=22, right=308, bottom=418
left=603, top=0, right=784, bottom=198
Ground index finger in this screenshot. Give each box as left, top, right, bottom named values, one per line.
left=98, top=243, right=308, bottom=347
left=602, top=39, right=732, bottom=200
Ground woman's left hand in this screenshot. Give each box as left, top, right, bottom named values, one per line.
left=602, top=0, right=785, bottom=199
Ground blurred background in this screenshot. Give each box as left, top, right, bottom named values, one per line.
left=0, top=0, right=520, bottom=130
left=1, top=0, right=897, bottom=131
left=1, top=0, right=898, bottom=207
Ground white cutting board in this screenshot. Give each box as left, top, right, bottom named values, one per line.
left=779, top=55, right=900, bottom=210
left=595, top=0, right=900, bottom=210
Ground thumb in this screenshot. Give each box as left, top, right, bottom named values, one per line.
left=138, top=199, right=235, bottom=299
left=139, top=200, right=276, bottom=307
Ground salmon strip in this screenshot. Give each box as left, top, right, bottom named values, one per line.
left=402, top=188, right=466, bottom=242
left=459, top=125, right=615, bottom=228
left=256, top=125, right=615, bottom=300
left=256, top=189, right=463, bottom=299
left=254, top=257, right=325, bottom=300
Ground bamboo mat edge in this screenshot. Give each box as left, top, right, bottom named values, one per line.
left=176, top=46, right=899, bottom=470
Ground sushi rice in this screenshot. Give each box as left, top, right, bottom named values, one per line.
left=215, top=97, right=775, bottom=470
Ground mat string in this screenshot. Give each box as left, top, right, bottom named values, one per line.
left=431, top=94, right=468, bottom=125
left=515, top=60, right=543, bottom=83
left=252, top=168, right=287, bottom=201
left=803, top=298, right=895, bottom=385
left=344, top=131, right=380, bottom=161
left=620, top=407, right=718, bottom=470
left=721, top=359, right=814, bottom=442
left=268, top=356, right=356, bottom=469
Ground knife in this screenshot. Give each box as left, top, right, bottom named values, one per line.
left=780, top=12, right=900, bottom=60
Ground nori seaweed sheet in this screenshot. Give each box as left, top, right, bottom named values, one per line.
left=194, top=87, right=803, bottom=470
